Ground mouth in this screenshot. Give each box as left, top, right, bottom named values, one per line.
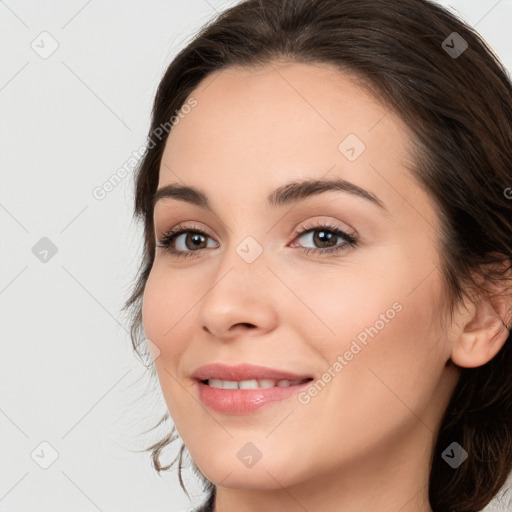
left=192, top=362, right=313, bottom=382
left=200, top=377, right=312, bottom=389
left=192, top=363, right=314, bottom=414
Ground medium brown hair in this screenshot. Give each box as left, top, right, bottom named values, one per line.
left=123, top=0, right=512, bottom=510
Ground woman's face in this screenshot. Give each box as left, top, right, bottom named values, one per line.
left=142, top=61, right=460, bottom=504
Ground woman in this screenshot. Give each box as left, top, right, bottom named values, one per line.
left=123, top=0, right=512, bottom=510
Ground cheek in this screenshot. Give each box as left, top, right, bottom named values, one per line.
left=141, top=265, right=190, bottom=359
left=142, top=268, right=193, bottom=418
left=327, top=272, right=446, bottom=424
left=141, top=270, right=164, bottom=345
left=303, top=252, right=445, bottom=398
left=282, top=264, right=403, bottom=357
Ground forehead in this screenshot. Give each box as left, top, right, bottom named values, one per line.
left=162, top=60, right=406, bottom=163
left=158, top=60, right=431, bottom=224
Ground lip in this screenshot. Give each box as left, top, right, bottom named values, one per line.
left=192, top=363, right=312, bottom=382
left=192, top=363, right=314, bottom=414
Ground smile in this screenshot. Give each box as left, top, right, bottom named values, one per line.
left=204, top=378, right=311, bottom=389
left=196, top=378, right=313, bottom=414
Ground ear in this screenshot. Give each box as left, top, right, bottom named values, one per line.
left=451, top=259, right=512, bottom=369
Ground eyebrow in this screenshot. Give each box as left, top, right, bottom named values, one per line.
left=152, top=177, right=387, bottom=212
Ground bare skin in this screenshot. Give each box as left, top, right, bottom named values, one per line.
left=142, top=60, right=510, bottom=512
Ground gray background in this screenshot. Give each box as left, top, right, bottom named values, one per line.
left=1, top=1, right=511, bottom=511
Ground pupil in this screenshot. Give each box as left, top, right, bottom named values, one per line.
left=314, top=230, right=335, bottom=248
left=189, top=233, right=205, bottom=249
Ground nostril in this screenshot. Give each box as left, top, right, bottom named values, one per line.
left=230, top=322, right=256, bottom=330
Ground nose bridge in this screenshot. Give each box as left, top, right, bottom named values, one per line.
left=216, top=207, right=270, bottom=276
left=211, top=230, right=269, bottom=299
left=196, top=229, right=278, bottom=337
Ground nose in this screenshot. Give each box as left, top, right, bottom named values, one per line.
left=196, top=247, right=279, bottom=341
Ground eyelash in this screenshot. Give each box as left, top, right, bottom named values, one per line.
left=155, top=221, right=358, bottom=260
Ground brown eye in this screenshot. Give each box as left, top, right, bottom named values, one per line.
left=181, top=232, right=208, bottom=250
left=156, top=225, right=218, bottom=259
left=291, top=222, right=358, bottom=255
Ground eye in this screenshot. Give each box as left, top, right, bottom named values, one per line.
left=155, top=221, right=358, bottom=259
left=156, top=224, right=218, bottom=259
left=290, top=221, right=358, bottom=256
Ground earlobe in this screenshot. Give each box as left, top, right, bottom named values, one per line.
left=451, top=296, right=511, bottom=369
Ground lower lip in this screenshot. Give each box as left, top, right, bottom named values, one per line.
left=196, top=380, right=312, bottom=414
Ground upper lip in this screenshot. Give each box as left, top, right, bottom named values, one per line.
left=192, top=363, right=313, bottom=382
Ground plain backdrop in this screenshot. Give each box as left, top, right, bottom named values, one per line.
left=1, top=1, right=512, bottom=511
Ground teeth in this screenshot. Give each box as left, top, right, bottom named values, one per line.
left=222, top=380, right=238, bottom=390
left=238, top=379, right=259, bottom=389
left=206, top=378, right=306, bottom=389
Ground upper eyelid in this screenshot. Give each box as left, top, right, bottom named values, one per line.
left=156, top=214, right=355, bottom=234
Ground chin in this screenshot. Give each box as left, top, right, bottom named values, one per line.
left=192, top=451, right=302, bottom=490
